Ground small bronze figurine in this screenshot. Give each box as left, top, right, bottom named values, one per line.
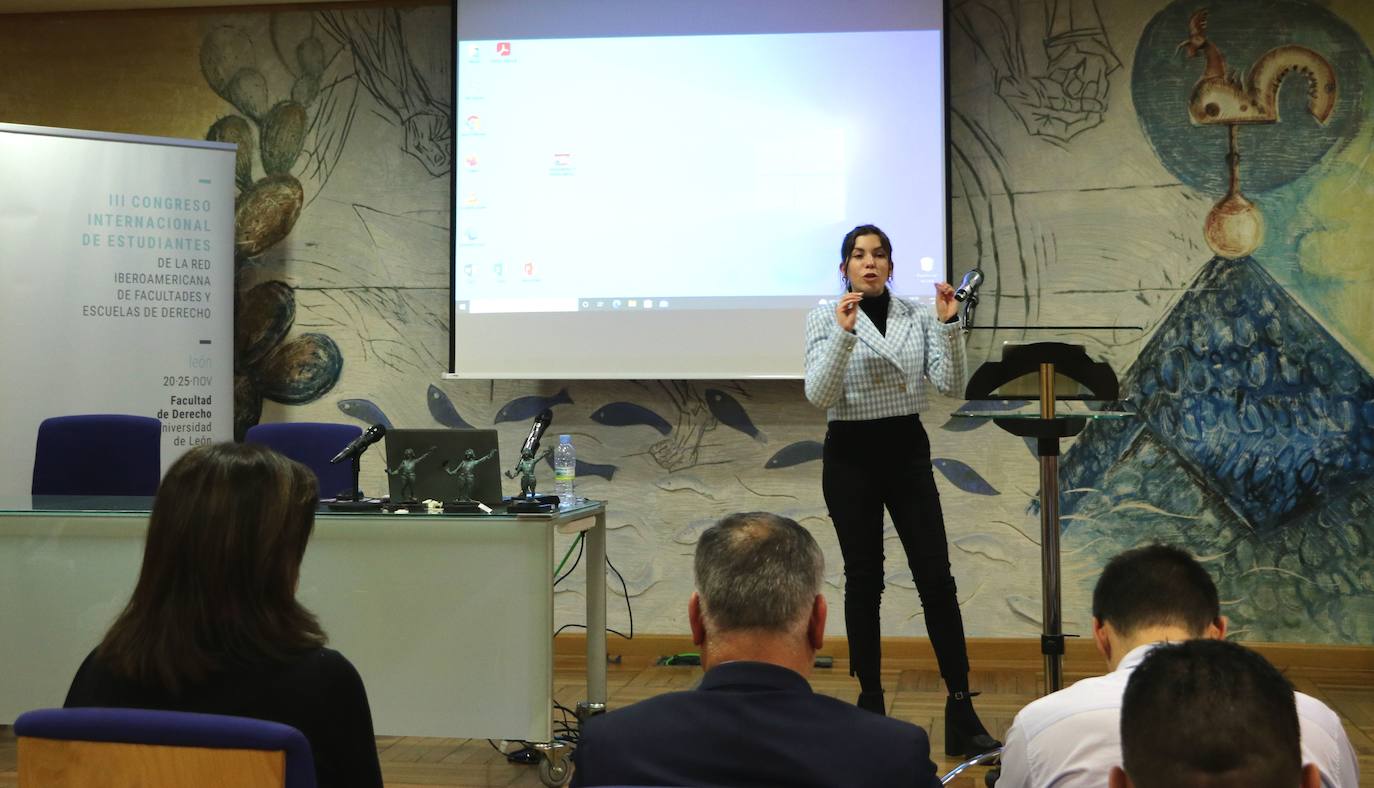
left=506, top=446, right=554, bottom=498
left=385, top=445, right=436, bottom=502
left=443, top=448, right=497, bottom=502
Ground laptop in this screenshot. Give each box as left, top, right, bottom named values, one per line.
left=381, top=428, right=503, bottom=505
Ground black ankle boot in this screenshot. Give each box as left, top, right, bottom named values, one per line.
left=857, top=690, right=886, bottom=715
left=945, top=691, right=1001, bottom=758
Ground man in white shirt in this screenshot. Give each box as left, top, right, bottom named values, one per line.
left=996, top=544, right=1358, bottom=788
left=1110, top=638, right=1322, bottom=788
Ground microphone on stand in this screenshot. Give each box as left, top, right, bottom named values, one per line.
left=954, top=268, right=984, bottom=331
left=954, top=268, right=984, bottom=302
left=521, top=409, right=554, bottom=457
left=330, top=424, right=387, bottom=464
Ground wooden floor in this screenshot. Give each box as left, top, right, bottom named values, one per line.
left=2, top=654, right=1371, bottom=787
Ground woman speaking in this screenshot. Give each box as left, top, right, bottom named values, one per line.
left=804, top=224, right=998, bottom=758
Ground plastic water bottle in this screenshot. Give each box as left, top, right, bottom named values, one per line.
left=553, top=434, right=576, bottom=508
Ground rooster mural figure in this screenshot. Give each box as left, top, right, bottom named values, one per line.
left=1179, top=8, right=1337, bottom=258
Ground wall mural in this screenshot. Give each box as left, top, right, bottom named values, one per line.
left=236, top=0, right=1371, bottom=644
left=3, top=0, right=1366, bottom=643
left=1059, top=0, right=1374, bottom=643
left=202, top=17, right=347, bottom=439
left=953, top=0, right=1123, bottom=145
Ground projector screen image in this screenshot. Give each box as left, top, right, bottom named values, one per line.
left=452, top=7, right=947, bottom=378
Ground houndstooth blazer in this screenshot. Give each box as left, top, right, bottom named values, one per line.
left=804, top=295, right=967, bottom=422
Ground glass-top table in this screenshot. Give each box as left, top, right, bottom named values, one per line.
left=2, top=494, right=603, bottom=518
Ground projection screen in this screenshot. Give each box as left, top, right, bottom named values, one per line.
left=449, top=0, right=948, bottom=379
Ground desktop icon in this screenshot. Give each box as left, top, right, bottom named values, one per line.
left=524, top=261, right=535, bottom=277
left=466, top=115, right=481, bottom=132
left=467, top=45, right=480, bottom=62
left=627, top=299, right=637, bottom=307
left=596, top=301, right=605, bottom=308
left=659, top=300, right=669, bottom=308
left=463, top=263, right=473, bottom=278
left=464, top=228, right=479, bottom=241
left=643, top=299, right=652, bottom=309
left=493, top=262, right=504, bottom=277
left=464, top=154, right=479, bottom=168
left=496, top=41, right=512, bottom=56
left=611, top=299, right=621, bottom=309
left=581, top=300, right=589, bottom=309
left=463, top=192, right=479, bottom=207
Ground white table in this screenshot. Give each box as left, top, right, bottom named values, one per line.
left=0, top=497, right=607, bottom=748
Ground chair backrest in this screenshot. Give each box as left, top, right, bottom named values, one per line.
left=244, top=422, right=364, bottom=499
left=15, top=707, right=317, bottom=788
left=31, top=414, right=162, bottom=496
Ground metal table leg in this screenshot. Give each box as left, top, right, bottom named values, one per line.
left=582, top=506, right=607, bottom=714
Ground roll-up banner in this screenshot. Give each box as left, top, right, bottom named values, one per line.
left=0, top=123, right=235, bottom=497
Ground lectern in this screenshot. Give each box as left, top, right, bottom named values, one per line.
left=956, top=342, right=1135, bottom=694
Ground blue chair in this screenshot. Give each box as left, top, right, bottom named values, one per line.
left=15, top=707, right=317, bottom=788
left=245, top=422, right=363, bottom=499
left=31, top=414, right=161, bottom=496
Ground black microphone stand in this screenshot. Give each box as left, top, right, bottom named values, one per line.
left=959, top=291, right=979, bottom=332
left=327, top=451, right=384, bottom=512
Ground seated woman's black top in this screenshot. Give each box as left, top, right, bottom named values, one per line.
left=65, top=647, right=383, bottom=788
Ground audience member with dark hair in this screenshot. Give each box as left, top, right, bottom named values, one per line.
left=65, top=442, right=383, bottom=788
left=996, top=544, right=1356, bottom=788
left=571, top=511, right=942, bottom=788
left=1111, top=639, right=1321, bottom=788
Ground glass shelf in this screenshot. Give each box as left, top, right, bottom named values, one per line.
left=951, top=399, right=1137, bottom=420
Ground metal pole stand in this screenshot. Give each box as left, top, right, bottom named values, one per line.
left=965, top=342, right=1123, bottom=696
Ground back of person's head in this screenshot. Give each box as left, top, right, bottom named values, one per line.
left=1092, top=544, right=1219, bottom=637
left=694, top=512, right=823, bottom=633
left=1117, top=639, right=1305, bottom=788
left=98, top=441, right=326, bottom=692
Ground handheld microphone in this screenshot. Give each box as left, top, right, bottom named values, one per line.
left=329, top=424, right=387, bottom=464
left=521, top=409, right=553, bottom=457
left=954, top=268, right=984, bottom=302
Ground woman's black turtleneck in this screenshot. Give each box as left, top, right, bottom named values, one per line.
left=858, top=288, right=890, bottom=336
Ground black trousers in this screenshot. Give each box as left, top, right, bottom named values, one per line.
left=822, top=414, right=970, bottom=693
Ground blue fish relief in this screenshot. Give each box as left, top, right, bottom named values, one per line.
left=764, top=441, right=824, bottom=469
left=591, top=401, right=672, bottom=435
left=939, top=417, right=986, bottom=432
left=427, top=384, right=476, bottom=429
left=496, top=387, right=574, bottom=423
left=542, top=453, right=616, bottom=481
left=932, top=458, right=1000, bottom=495
left=336, top=398, right=393, bottom=429
left=705, top=388, right=766, bottom=443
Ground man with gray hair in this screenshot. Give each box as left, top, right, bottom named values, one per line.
left=571, top=512, right=941, bottom=788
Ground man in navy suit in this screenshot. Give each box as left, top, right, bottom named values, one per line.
left=570, top=511, right=942, bottom=788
